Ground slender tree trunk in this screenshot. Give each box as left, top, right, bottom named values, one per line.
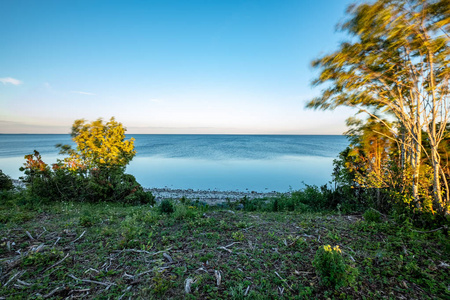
left=411, top=122, right=421, bottom=208
left=431, top=147, right=444, bottom=211
left=427, top=47, right=445, bottom=213
left=439, top=166, right=450, bottom=215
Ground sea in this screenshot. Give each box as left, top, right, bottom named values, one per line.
left=0, top=134, right=348, bottom=192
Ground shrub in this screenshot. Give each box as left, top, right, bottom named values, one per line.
left=313, top=245, right=357, bottom=289
left=173, top=204, right=197, bottom=220
left=20, top=165, right=154, bottom=205
left=19, top=118, right=154, bottom=205
left=159, top=199, right=174, bottom=214
left=291, top=184, right=329, bottom=210
left=363, top=208, right=382, bottom=223
left=0, top=170, right=13, bottom=191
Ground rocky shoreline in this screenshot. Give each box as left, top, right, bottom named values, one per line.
left=146, top=187, right=286, bottom=205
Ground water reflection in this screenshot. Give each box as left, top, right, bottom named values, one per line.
left=127, top=155, right=333, bottom=192
left=0, top=135, right=345, bottom=192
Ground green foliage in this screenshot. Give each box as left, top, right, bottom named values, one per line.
left=232, top=231, right=245, bottom=241
left=19, top=118, right=154, bottom=205
left=313, top=245, right=358, bottom=289
left=1, top=198, right=449, bottom=299
left=173, top=204, right=197, bottom=220
left=308, top=0, right=450, bottom=219
left=0, top=170, right=13, bottom=191
left=21, top=166, right=154, bottom=204
left=21, top=249, right=64, bottom=268
left=363, top=208, right=382, bottom=223
left=159, top=199, right=174, bottom=215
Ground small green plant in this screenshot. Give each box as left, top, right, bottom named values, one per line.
left=313, top=245, right=357, bottom=289
left=79, top=214, right=95, bottom=227
left=159, top=199, right=174, bottom=215
left=236, top=221, right=248, bottom=229
left=363, top=208, right=382, bottom=223
left=21, top=249, right=64, bottom=267
left=232, top=231, right=245, bottom=241
left=172, top=204, right=197, bottom=220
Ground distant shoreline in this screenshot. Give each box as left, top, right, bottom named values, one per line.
left=146, top=187, right=286, bottom=205
left=0, top=133, right=345, bottom=136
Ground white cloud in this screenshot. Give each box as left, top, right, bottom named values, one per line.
left=70, top=91, right=96, bottom=96
left=0, top=77, right=23, bottom=85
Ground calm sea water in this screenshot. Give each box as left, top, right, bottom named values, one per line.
left=0, top=134, right=348, bottom=192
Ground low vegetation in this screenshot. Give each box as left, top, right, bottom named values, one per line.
left=1, top=191, right=449, bottom=299
left=19, top=118, right=154, bottom=205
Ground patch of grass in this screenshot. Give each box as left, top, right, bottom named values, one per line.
left=0, top=198, right=448, bottom=299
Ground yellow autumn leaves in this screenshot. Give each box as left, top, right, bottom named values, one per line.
left=62, top=117, right=136, bottom=171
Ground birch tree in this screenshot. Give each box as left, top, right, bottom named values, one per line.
left=307, top=0, right=450, bottom=215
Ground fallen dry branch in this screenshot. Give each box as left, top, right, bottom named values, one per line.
left=36, top=227, right=47, bottom=239
left=25, top=231, right=34, bottom=240
left=71, top=231, right=86, bottom=244
left=4, top=271, right=25, bottom=287
left=411, top=226, right=446, bottom=234
left=218, top=242, right=241, bottom=253
left=44, top=252, right=70, bottom=273
left=68, top=274, right=116, bottom=287
left=163, top=252, right=173, bottom=263
left=113, top=247, right=173, bottom=257
left=244, top=285, right=251, bottom=296
left=52, top=237, right=61, bottom=247
left=214, top=270, right=221, bottom=286
left=113, top=249, right=152, bottom=255
left=185, top=278, right=195, bottom=294
left=43, top=286, right=64, bottom=299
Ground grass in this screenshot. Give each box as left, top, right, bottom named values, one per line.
left=0, top=194, right=449, bottom=299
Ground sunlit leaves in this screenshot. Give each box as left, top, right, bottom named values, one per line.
left=59, top=117, right=136, bottom=172
left=308, top=0, right=450, bottom=215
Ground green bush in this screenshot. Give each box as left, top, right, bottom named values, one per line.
left=0, top=170, right=14, bottom=191
left=18, top=118, right=152, bottom=205
left=313, top=245, right=358, bottom=289
left=173, top=204, right=197, bottom=220
left=363, top=208, right=382, bottom=223
left=21, top=166, right=154, bottom=205
left=159, top=199, right=174, bottom=214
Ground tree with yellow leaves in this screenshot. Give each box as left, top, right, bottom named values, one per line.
left=21, top=117, right=153, bottom=204
left=57, top=117, right=136, bottom=173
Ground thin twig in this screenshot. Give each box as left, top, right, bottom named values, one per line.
left=52, top=237, right=61, bottom=247
left=244, top=285, right=250, bottom=296
left=163, top=252, right=173, bottom=263
left=25, top=231, right=34, bottom=240
left=135, top=269, right=154, bottom=278
left=113, top=249, right=152, bottom=255
left=44, top=253, right=70, bottom=272
left=274, top=271, right=284, bottom=281
left=71, top=231, right=86, bottom=244
left=113, top=247, right=173, bottom=256
left=223, top=242, right=241, bottom=248
left=218, top=246, right=232, bottom=253
left=37, top=227, right=47, bottom=239
left=68, top=274, right=116, bottom=287
left=411, top=226, right=445, bottom=234
left=16, top=279, right=31, bottom=286
left=43, top=286, right=64, bottom=298
left=4, top=271, right=24, bottom=287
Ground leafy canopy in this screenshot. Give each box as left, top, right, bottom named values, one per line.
left=57, top=117, right=136, bottom=172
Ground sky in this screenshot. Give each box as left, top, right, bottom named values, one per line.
left=0, top=0, right=357, bottom=134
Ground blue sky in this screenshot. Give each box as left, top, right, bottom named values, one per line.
left=0, top=0, right=356, bottom=134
